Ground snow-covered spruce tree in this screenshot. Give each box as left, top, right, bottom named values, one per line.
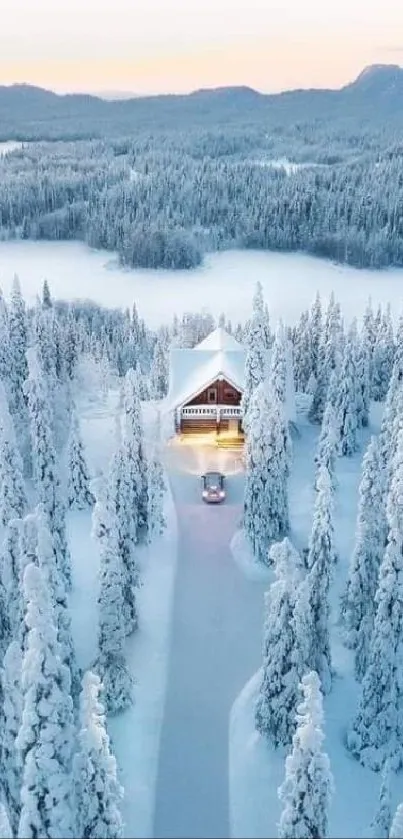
left=123, top=367, right=148, bottom=536
left=278, top=671, right=333, bottom=839
left=17, top=513, right=39, bottom=649
left=0, top=288, right=11, bottom=389
left=0, top=380, right=27, bottom=527
left=334, top=323, right=359, bottom=456
left=314, top=397, right=338, bottom=491
left=1, top=519, right=22, bottom=640
left=7, top=275, right=30, bottom=473
left=0, top=565, right=10, bottom=663
left=16, top=562, right=75, bottom=839
left=147, top=444, right=166, bottom=543
left=390, top=804, right=403, bottom=839
left=24, top=348, right=72, bottom=588
left=322, top=292, right=343, bottom=374
left=94, top=525, right=133, bottom=714
left=347, top=428, right=403, bottom=771
left=243, top=382, right=289, bottom=565
left=42, top=279, right=52, bottom=309
left=362, top=298, right=376, bottom=391
left=107, top=444, right=139, bottom=634
left=270, top=322, right=287, bottom=405
left=309, top=292, right=323, bottom=380
left=369, top=759, right=392, bottom=839
left=74, top=671, right=124, bottom=839
left=150, top=338, right=168, bottom=399
left=293, top=310, right=312, bottom=393
left=304, top=465, right=334, bottom=694
left=241, top=282, right=271, bottom=423
left=35, top=505, right=81, bottom=700
left=341, top=436, right=384, bottom=680
left=1, top=640, right=23, bottom=835
left=356, top=334, right=371, bottom=428
left=372, top=304, right=394, bottom=402
left=66, top=410, right=94, bottom=509
left=255, top=538, right=304, bottom=747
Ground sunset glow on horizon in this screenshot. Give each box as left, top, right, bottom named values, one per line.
left=2, top=0, right=403, bottom=95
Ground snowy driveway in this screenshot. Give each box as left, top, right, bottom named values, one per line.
left=154, top=444, right=266, bottom=838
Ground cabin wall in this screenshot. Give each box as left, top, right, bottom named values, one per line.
left=187, top=379, right=241, bottom=406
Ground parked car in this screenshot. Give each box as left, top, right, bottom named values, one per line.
left=201, top=471, right=226, bottom=503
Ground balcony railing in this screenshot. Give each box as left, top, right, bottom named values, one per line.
left=181, top=404, right=242, bottom=419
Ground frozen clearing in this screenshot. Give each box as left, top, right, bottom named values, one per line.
left=68, top=389, right=178, bottom=839
left=0, top=240, right=403, bottom=328
left=229, top=400, right=403, bottom=839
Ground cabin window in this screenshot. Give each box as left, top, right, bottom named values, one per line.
left=207, top=388, right=217, bottom=403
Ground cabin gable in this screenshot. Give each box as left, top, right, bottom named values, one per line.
left=186, top=378, right=242, bottom=407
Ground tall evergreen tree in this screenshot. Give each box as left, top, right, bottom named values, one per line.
left=241, top=282, right=271, bottom=423
left=150, top=339, right=168, bottom=399
left=66, top=410, right=94, bottom=509
left=347, top=428, right=403, bottom=770
left=147, top=444, right=166, bottom=543
left=16, top=562, right=75, bottom=839
left=107, top=445, right=139, bottom=634
left=270, top=322, right=287, bottom=405
left=390, top=804, right=403, bottom=839
left=123, top=368, right=148, bottom=535
left=335, top=324, right=359, bottom=456
left=255, top=538, right=304, bottom=747
left=0, top=381, right=27, bottom=527
left=243, top=382, right=289, bottom=564
left=1, top=519, right=22, bottom=640
left=278, top=671, right=333, bottom=839
left=314, top=396, right=338, bottom=490
left=1, top=640, right=23, bottom=834
left=94, top=525, right=133, bottom=714
left=305, top=465, right=334, bottom=694
left=24, top=349, right=72, bottom=588
left=8, top=275, right=30, bottom=471
left=74, top=671, right=124, bottom=839
left=369, top=759, right=392, bottom=839
left=341, top=436, right=384, bottom=679
left=372, top=304, right=394, bottom=402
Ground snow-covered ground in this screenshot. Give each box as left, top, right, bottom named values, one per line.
left=229, top=399, right=402, bottom=839
left=0, top=240, right=403, bottom=328
left=68, top=387, right=178, bottom=839
left=154, top=441, right=266, bottom=838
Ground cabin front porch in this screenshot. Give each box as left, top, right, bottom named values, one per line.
left=175, top=404, right=244, bottom=445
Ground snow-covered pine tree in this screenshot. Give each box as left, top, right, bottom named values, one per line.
left=270, top=322, right=287, bottom=405
left=107, top=444, right=139, bottom=634
left=293, top=310, right=312, bottom=393
left=16, top=562, right=75, bottom=839
left=0, top=380, right=27, bottom=527
left=42, top=279, right=52, bottom=309
left=369, top=759, right=392, bottom=839
left=66, top=409, right=94, bottom=509
left=243, top=382, right=289, bottom=564
left=278, top=670, right=333, bottom=839
left=390, top=804, right=403, bottom=839
left=304, top=465, right=334, bottom=694
left=1, top=519, right=22, bottom=641
left=123, top=367, right=148, bottom=536
left=74, top=671, right=124, bottom=839
left=341, top=436, right=384, bottom=679
left=150, top=339, right=168, bottom=399
left=1, top=640, right=23, bottom=834
left=357, top=333, right=371, bottom=428
left=362, top=298, right=376, bottom=391
left=7, top=275, right=30, bottom=473
left=35, top=505, right=81, bottom=699
left=0, top=288, right=11, bottom=390
left=372, top=304, right=394, bottom=402
left=147, top=443, right=166, bottom=542
left=335, top=323, right=359, bottom=456
left=347, top=428, right=403, bottom=771
left=255, top=538, right=304, bottom=747
left=94, top=525, right=133, bottom=714
left=241, top=282, right=271, bottom=423
left=309, top=292, right=323, bottom=379
left=314, top=397, right=338, bottom=490
left=24, top=348, right=72, bottom=588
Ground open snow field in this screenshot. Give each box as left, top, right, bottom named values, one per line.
left=1, top=240, right=403, bottom=328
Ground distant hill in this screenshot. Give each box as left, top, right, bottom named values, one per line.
left=0, top=64, right=402, bottom=139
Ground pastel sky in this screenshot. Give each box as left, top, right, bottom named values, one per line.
left=1, top=0, right=402, bottom=95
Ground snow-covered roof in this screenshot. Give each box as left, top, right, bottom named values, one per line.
left=165, top=327, right=296, bottom=423
left=193, top=327, right=243, bottom=353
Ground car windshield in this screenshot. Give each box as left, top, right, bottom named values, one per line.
left=205, top=472, right=223, bottom=489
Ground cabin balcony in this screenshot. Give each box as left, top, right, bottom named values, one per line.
left=180, top=404, right=242, bottom=420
